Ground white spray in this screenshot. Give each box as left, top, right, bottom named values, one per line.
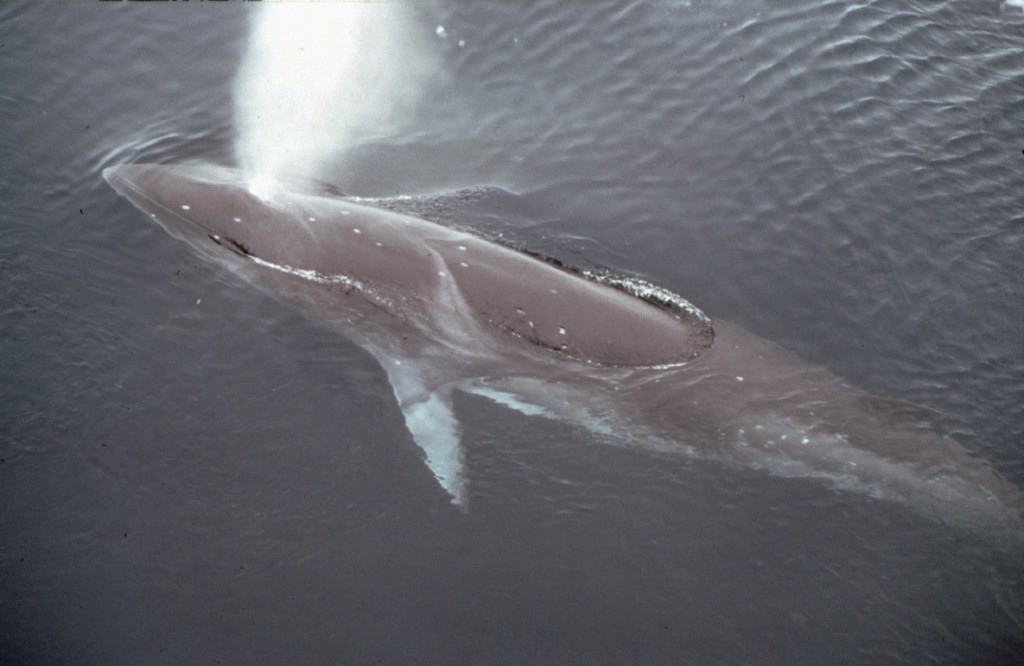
left=233, top=3, right=440, bottom=192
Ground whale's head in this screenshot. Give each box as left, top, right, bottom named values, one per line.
left=106, top=161, right=716, bottom=368
left=103, top=162, right=318, bottom=266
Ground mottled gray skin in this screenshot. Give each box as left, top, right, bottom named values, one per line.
left=105, top=163, right=1024, bottom=540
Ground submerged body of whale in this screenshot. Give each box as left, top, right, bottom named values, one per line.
left=104, top=162, right=1023, bottom=538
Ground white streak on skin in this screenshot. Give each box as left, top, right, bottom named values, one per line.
left=469, top=386, right=550, bottom=418
left=736, top=376, right=745, bottom=381
left=459, top=261, right=468, bottom=268
left=233, top=217, right=242, bottom=222
left=249, top=255, right=362, bottom=290
left=181, top=204, right=191, bottom=210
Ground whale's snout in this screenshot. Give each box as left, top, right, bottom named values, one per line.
left=102, top=163, right=144, bottom=198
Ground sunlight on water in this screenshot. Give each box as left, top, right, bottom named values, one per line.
left=233, top=3, right=440, bottom=188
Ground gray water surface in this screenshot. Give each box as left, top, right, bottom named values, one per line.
left=2, top=2, right=1023, bottom=664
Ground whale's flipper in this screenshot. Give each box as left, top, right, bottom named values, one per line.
left=377, top=353, right=467, bottom=506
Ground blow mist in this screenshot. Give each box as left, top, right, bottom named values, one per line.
left=232, top=3, right=440, bottom=196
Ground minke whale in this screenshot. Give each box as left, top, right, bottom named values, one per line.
left=104, top=162, right=1024, bottom=538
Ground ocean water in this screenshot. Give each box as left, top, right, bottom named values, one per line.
left=2, top=2, right=1023, bottom=663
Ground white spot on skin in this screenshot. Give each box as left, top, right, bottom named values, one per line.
left=438, top=271, right=447, bottom=278
left=549, top=288, right=558, bottom=294
left=353, top=228, right=362, bottom=234
left=801, top=437, right=810, bottom=445
left=375, top=242, right=383, bottom=247
left=459, top=261, right=468, bottom=268
left=558, top=327, right=566, bottom=335
left=181, top=205, right=191, bottom=211
left=736, top=376, right=744, bottom=381
left=233, top=217, right=241, bottom=223
left=196, top=298, right=201, bottom=305
left=457, top=245, right=467, bottom=251
left=308, top=217, right=316, bottom=222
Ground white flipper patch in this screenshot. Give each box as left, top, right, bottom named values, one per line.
left=379, top=356, right=467, bottom=506
left=462, top=384, right=551, bottom=418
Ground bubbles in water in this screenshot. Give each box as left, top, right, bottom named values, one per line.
left=233, top=4, right=440, bottom=187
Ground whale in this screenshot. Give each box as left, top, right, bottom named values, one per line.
left=104, top=162, right=1024, bottom=539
